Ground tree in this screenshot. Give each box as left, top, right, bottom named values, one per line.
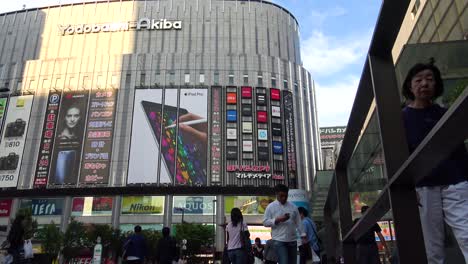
left=62, top=218, right=91, bottom=262
left=173, top=223, right=214, bottom=263
left=35, top=221, right=63, bottom=263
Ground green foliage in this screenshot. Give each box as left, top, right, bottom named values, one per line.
left=141, top=229, right=163, bottom=263
left=443, top=79, right=468, bottom=106
left=35, top=221, right=63, bottom=260
left=62, top=218, right=91, bottom=261
left=173, top=223, right=214, bottom=261
left=14, top=207, right=37, bottom=239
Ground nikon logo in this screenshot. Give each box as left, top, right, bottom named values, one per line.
left=59, top=18, right=182, bottom=36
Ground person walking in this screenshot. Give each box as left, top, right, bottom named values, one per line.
left=156, top=227, right=178, bottom=264
left=252, top=237, right=264, bottom=264
left=5, top=215, right=25, bottom=264
left=123, top=225, right=147, bottom=264
left=263, top=184, right=307, bottom=264
left=298, top=207, right=321, bottom=264
left=401, top=62, right=468, bottom=264
left=226, top=207, right=249, bottom=264
left=354, top=206, right=389, bottom=264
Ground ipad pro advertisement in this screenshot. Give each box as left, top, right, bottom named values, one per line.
left=128, top=88, right=208, bottom=185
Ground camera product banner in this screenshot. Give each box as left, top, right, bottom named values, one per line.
left=128, top=88, right=208, bottom=186
left=48, top=91, right=90, bottom=186
left=71, top=197, right=113, bottom=216
left=210, top=87, right=222, bottom=183
left=79, top=90, right=118, bottom=184
left=121, top=196, right=164, bottom=215
left=0, top=97, right=9, bottom=138
left=224, top=196, right=275, bottom=215
left=283, top=91, right=297, bottom=174
left=0, top=95, right=34, bottom=188
left=20, top=198, right=64, bottom=216
left=173, top=196, right=216, bottom=215
left=34, top=93, right=62, bottom=188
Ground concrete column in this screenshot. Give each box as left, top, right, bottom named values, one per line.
left=111, top=195, right=122, bottom=229
left=60, top=196, right=72, bottom=233
left=215, top=195, right=225, bottom=252
left=164, top=194, right=173, bottom=227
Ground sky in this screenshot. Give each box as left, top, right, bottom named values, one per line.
left=0, top=0, right=381, bottom=127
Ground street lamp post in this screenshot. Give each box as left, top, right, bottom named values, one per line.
left=174, top=207, right=186, bottom=223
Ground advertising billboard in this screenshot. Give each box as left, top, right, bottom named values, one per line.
left=283, top=91, right=297, bottom=176
left=210, top=87, right=222, bottom=183
left=320, top=126, right=346, bottom=147
left=34, top=93, right=61, bottom=187
left=0, top=95, right=34, bottom=188
left=0, top=199, right=12, bottom=217
left=121, top=196, right=164, bottom=215
left=48, top=91, right=90, bottom=186
left=177, top=89, right=208, bottom=185
left=172, top=196, right=216, bottom=215
left=79, top=90, right=118, bottom=184
left=71, top=197, right=113, bottom=216
left=225, top=196, right=275, bottom=215
left=20, top=198, right=64, bottom=216
left=128, top=88, right=208, bottom=185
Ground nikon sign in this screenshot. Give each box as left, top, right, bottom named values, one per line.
left=59, top=18, right=182, bottom=36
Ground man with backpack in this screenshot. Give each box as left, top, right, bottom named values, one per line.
left=156, top=227, right=179, bottom=264
left=298, top=207, right=321, bottom=264
left=123, top=225, right=147, bottom=264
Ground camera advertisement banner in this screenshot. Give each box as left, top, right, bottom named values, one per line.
left=34, top=93, right=62, bottom=187
left=48, top=91, right=90, bottom=186
left=0, top=97, right=9, bottom=138
left=283, top=91, right=297, bottom=176
left=128, top=88, right=208, bottom=185
left=121, top=196, right=164, bottom=215
left=0, top=95, right=34, bottom=188
left=79, top=90, right=118, bottom=184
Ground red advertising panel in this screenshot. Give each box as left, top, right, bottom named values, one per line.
left=241, top=87, right=252, bottom=98
left=79, top=90, right=118, bottom=184
left=257, top=111, right=267, bottom=123
left=0, top=199, right=12, bottom=217
left=48, top=91, right=90, bottom=186
left=34, top=93, right=61, bottom=187
left=270, top=88, right=281, bottom=101
left=226, top=92, right=237, bottom=104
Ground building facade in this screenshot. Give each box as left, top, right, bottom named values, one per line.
left=0, top=0, right=320, bottom=253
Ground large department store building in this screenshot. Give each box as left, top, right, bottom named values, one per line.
left=0, top=0, right=320, bottom=251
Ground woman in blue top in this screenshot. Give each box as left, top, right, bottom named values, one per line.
left=401, top=62, right=468, bottom=264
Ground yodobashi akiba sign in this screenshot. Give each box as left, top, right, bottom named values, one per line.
left=59, top=18, right=182, bottom=36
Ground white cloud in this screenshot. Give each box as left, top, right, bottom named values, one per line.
left=301, top=30, right=371, bottom=78
left=315, top=75, right=360, bottom=127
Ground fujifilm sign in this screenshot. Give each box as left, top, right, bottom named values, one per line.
left=59, top=18, right=182, bottom=36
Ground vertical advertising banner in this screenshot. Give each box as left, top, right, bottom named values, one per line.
left=0, top=199, right=12, bottom=217
left=0, top=95, right=34, bottom=188
left=210, top=87, right=222, bottom=183
left=283, top=91, right=297, bottom=177
left=128, top=89, right=164, bottom=184
left=128, top=88, right=208, bottom=186
left=34, top=93, right=62, bottom=187
left=177, top=89, right=208, bottom=185
left=79, top=90, right=118, bottom=184
left=48, top=91, right=89, bottom=186
left=0, top=97, right=9, bottom=137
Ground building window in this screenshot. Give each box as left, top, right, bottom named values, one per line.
left=228, top=73, right=234, bottom=85
left=199, top=72, right=205, bottom=84
left=155, top=71, right=161, bottom=85
left=243, top=74, right=249, bottom=85
left=169, top=72, right=175, bottom=85
left=271, top=76, right=277, bottom=87
left=140, top=73, right=146, bottom=86
left=411, top=0, right=420, bottom=19
left=214, top=72, right=220, bottom=85
left=257, top=73, right=263, bottom=86
left=184, top=73, right=190, bottom=84
left=283, top=79, right=288, bottom=90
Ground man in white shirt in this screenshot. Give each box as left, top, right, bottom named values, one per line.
left=263, top=184, right=307, bottom=264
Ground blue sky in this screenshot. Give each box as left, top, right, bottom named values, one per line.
left=0, top=0, right=381, bottom=127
